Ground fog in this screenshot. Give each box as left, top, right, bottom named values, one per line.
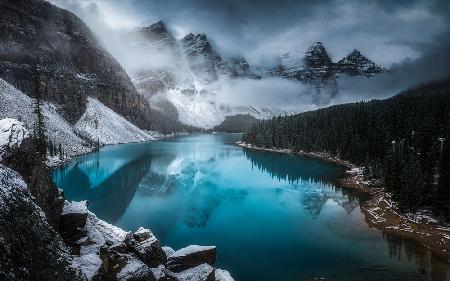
left=50, top=0, right=450, bottom=111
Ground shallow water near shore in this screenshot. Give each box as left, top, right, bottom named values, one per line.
left=53, top=134, right=450, bottom=281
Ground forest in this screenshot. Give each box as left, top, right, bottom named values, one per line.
left=242, top=79, right=450, bottom=221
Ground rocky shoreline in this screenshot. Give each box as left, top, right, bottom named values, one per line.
left=236, top=141, right=450, bottom=262
left=0, top=119, right=234, bottom=281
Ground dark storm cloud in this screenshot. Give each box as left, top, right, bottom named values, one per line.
left=123, top=0, right=449, bottom=66
left=51, top=0, right=450, bottom=66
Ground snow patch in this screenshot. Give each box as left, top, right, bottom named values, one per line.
left=62, top=200, right=88, bottom=215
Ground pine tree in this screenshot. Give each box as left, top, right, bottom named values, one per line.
left=59, top=143, right=63, bottom=160
left=33, top=75, right=47, bottom=160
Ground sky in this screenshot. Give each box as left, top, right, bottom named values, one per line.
left=50, top=0, right=450, bottom=110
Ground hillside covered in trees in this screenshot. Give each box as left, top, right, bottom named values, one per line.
left=212, top=114, right=258, bottom=133
left=242, top=79, right=450, bottom=220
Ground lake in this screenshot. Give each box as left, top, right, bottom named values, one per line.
left=53, top=134, right=449, bottom=281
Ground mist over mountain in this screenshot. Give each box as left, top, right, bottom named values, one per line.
left=48, top=0, right=450, bottom=127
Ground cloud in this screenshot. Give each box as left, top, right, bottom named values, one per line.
left=50, top=0, right=450, bottom=112
left=52, top=0, right=450, bottom=68
left=211, top=78, right=317, bottom=111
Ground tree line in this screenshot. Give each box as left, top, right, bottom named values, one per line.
left=242, top=80, right=450, bottom=221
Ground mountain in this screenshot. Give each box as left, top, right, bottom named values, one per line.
left=126, top=21, right=284, bottom=129
left=0, top=0, right=188, bottom=134
left=269, top=42, right=385, bottom=102
left=133, top=20, right=178, bottom=51
left=335, top=49, right=385, bottom=77
left=182, top=33, right=222, bottom=83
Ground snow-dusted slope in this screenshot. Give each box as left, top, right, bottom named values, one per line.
left=75, top=97, right=160, bottom=145
left=0, top=79, right=92, bottom=157
left=0, top=79, right=161, bottom=160
left=0, top=118, right=29, bottom=160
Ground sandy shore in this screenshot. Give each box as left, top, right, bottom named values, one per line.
left=236, top=141, right=450, bottom=262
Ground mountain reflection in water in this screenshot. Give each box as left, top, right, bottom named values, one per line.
left=53, top=134, right=449, bottom=281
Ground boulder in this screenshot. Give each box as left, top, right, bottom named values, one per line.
left=99, top=243, right=131, bottom=280
left=116, top=258, right=158, bottom=281
left=98, top=242, right=163, bottom=281
left=125, top=227, right=166, bottom=267
left=166, top=246, right=216, bottom=273
left=165, top=264, right=215, bottom=281
left=59, top=201, right=89, bottom=245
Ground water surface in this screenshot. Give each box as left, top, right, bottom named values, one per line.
left=53, top=134, right=449, bottom=281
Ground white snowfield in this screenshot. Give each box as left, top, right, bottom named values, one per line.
left=0, top=163, right=28, bottom=207
left=0, top=118, right=29, bottom=160
left=75, top=97, right=160, bottom=145
left=0, top=79, right=161, bottom=163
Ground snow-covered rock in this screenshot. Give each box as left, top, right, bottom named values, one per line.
left=0, top=118, right=29, bottom=160
left=125, top=227, right=166, bottom=267
left=75, top=97, right=158, bottom=146
left=167, top=245, right=216, bottom=273
left=166, top=263, right=215, bottom=281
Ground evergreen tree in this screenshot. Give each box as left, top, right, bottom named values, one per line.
left=59, top=143, right=63, bottom=160
left=33, top=75, right=47, bottom=160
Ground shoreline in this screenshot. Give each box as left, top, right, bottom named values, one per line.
left=236, top=141, right=450, bottom=262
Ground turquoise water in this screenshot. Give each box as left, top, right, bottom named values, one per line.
left=53, top=134, right=449, bottom=281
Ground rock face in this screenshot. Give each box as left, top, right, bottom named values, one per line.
left=59, top=201, right=89, bottom=255
left=0, top=164, right=84, bottom=281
